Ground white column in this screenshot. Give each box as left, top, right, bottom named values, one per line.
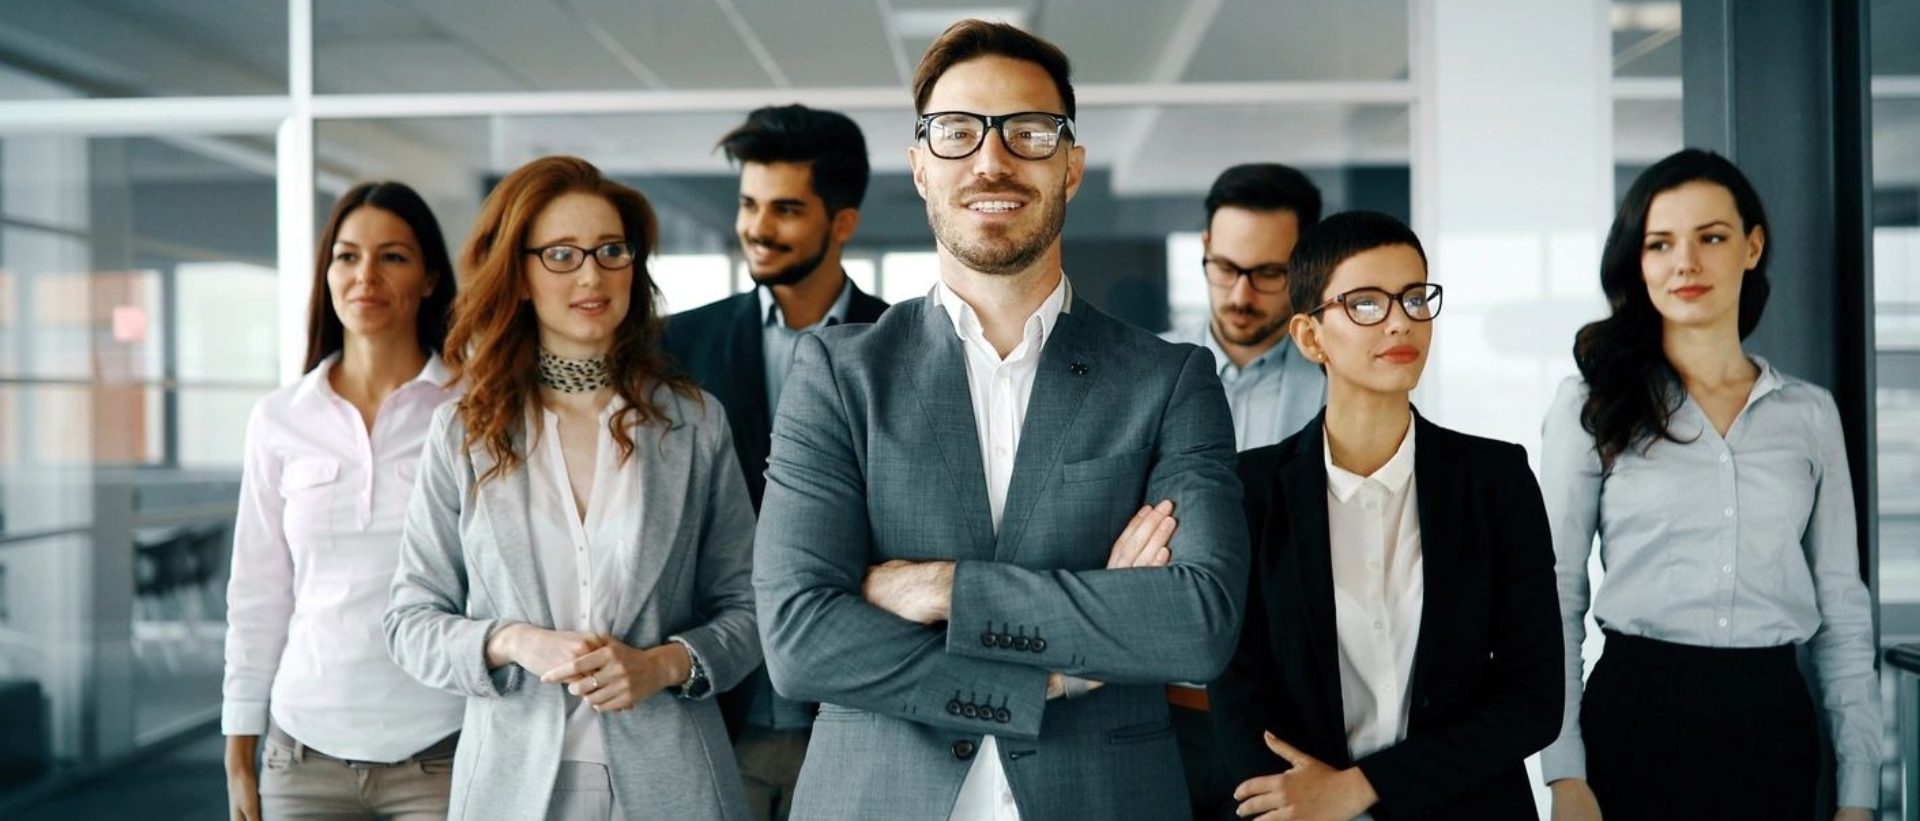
left=1411, top=0, right=1613, bottom=455
left=1410, top=2, right=1614, bottom=812
left=276, top=0, right=314, bottom=384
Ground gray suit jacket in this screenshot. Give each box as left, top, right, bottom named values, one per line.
left=755, top=295, right=1249, bottom=821
left=385, top=387, right=759, bottom=821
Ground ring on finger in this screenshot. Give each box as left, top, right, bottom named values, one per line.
left=587, top=674, right=600, bottom=691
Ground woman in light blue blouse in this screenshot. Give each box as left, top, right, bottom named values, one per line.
left=1540, top=148, right=1879, bottom=820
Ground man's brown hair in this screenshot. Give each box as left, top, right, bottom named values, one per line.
left=911, top=19, right=1076, bottom=120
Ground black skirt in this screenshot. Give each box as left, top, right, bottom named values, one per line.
left=1581, top=630, right=1818, bottom=820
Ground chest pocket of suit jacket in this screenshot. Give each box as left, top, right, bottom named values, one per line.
left=279, top=456, right=341, bottom=539
left=1062, top=448, right=1152, bottom=488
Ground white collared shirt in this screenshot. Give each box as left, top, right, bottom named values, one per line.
left=933, top=275, right=1068, bottom=821
left=525, top=397, right=646, bottom=766
left=222, top=353, right=465, bottom=762
left=1324, top=423, right=1423, bottom=782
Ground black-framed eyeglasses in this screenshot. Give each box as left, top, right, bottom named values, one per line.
left=1306, top=283, right=1444, bottom=326
left=1202, top=255, right=1289, bottom=294
left=915, top=111, right=1076, bottom=160
left=524, top=241, right=636, bottom=274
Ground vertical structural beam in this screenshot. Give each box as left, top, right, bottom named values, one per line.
left=1411, top=0, right=1612, bottom=450
left=276, top=0, right=313, bottom=384
left=1412, top=4, right=1612, bottom=810
left=1681, top=1, right=1878, bottom=814
left=1680, top=0, right=1876, bottom=601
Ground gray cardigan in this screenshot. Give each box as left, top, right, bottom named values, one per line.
left=385, top=387, right=758, bottom=820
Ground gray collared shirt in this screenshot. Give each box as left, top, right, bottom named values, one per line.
left=761, top=278, right=855, bottom=419
left=1537, top=360, right=1880, bottom=808
left=1163, top=320, right=1326, bottom=450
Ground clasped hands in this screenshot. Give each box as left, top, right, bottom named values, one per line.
left=860, top=500, right=1179, bottom=700
left=486, top=623, right=691, bottom=713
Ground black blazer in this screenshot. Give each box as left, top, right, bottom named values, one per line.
left=662, top=283, right=888, bottom=511
left=1210, top=411, right=1563, bottom=821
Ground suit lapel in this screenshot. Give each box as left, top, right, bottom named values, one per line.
left=1276, top=418, right=1348, bottom=759
left=1407, top=412, right=1457, bottom=707
left=908, top=301, right=995, bottom=558
left=469, top=431, right=555, bottom=628
left=847, top=284, right=888, bottom=323
left=607, top=391, right=692, bottom=631
left=727, top=294, right=772, bottom=447
left=994, top=305, right=1095, bottom=562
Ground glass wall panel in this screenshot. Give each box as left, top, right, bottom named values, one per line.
left=0, top=133, right=277, bottom=802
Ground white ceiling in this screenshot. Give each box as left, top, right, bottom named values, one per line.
left=0, top=0, right=1912, bottom=194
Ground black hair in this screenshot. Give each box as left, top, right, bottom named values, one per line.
left=1287, top=210, right=1428, bottom=317
left=1575, top=148, right=1771, bottom=468
left=717, top=104, right=871, bottom=214
left=1204, top=163, right=1323, bottom=231
left=304, top=181, right=456, bottom=372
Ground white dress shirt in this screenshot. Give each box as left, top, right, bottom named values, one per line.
left=934, top=276, right=1068, bottom=821
left=525, top=398, right=647, bottom=766
left=1324, top=423, right=1423, bottom=792
left=222, top=353, right=465, bottom=762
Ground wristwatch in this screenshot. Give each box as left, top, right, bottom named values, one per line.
left=667, top=636, right=711, bottom=699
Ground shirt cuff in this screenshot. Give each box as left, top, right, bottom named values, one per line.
left=1537, top=737, right=1587, bottom=785
left=1837, top=761, right=1880, bottom=810
left=222, top=699, right=269, bottom=737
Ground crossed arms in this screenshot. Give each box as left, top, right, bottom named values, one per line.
left=754, top=334, right=1248, bottom=740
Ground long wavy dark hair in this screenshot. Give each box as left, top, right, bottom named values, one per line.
left=304, top=181, right=457, bottom=371
left=1575, top=148, right=1771, bottom=469
left=444, top=156, right=697, bottom=485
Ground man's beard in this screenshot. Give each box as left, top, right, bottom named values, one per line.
left=1211, top=304, right=1288, bottom=347
left=744, top=235, right=831, bottom=288
left=927, top=178, right=1068, bottom=276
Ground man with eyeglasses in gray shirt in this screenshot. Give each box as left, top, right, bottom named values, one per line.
left=1160, top=162, right=1326, bottom=820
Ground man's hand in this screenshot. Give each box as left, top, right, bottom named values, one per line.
left=1231, top=731, right=1377, bottom=821
left=224, top=735, right=261, bottom=821
left=539, top=637, right=690, bottom=712
left=1108, top=500, right=1177, bottom=568
left=861, top=560, right=956, bottom=624
left=1549, top=778, right=1602, bottom=821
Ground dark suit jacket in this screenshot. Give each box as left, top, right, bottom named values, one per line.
left=1210, top=412, right=1563, bottom=821
left=662, top=283, right=889, bottom=512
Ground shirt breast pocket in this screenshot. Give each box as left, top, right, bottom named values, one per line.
left=279, top=456, right=341, bottom=538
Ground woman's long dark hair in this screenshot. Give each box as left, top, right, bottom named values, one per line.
left=1575, top=148, right=1771, bottom=469
left=303, top=181, right=458, bottom=372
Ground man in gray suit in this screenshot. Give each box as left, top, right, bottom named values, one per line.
left=753, top=19, right=1248, bottom=821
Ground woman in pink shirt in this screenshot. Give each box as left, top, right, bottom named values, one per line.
left=222, top=181, right=465, bottom=820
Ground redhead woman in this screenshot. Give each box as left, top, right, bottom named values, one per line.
left=1540, top=149, right=1879, bottom=820
left=223, top=181, right=463, bottom=820
left=384, top=156, right=758, bottom=821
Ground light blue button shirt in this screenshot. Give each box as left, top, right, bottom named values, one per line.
left=761, top=278, right=854, bottom=419
left=1163, top=320, right=1326, bottom=451
left=1537, top=359, right=1880, bottom=808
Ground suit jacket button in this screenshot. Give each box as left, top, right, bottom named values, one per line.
left=1013, top=637, right=1030, bottom=651
left=981, top=632, right=996, bottom=647
left=952, top=740, right=976, bottom=760
left=994, top=707, right=1011, bottom=723
left=1030, top=638, right=1047, bottom=653
left=996, top=634, right=1014, bottom=649
left=947, top=700, right=962, bottom=715
left=962, top=704, right=978, bottom=719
